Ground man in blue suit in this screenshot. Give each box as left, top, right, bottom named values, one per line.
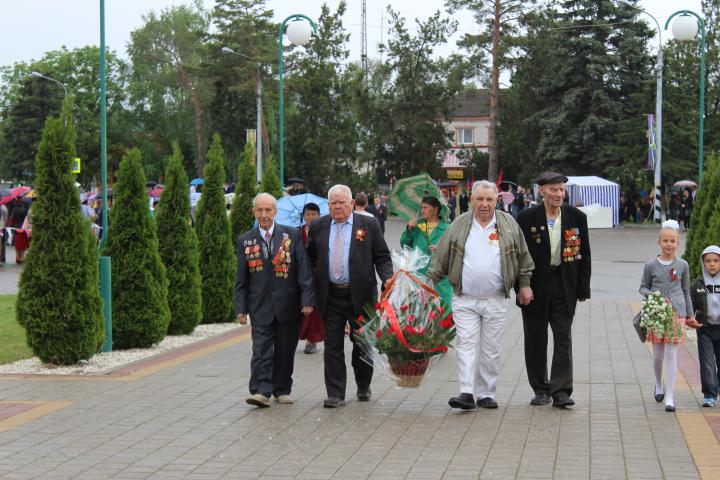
left=235, top=193, right=315, bottom=408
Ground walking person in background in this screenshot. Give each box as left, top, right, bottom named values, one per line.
left=448, top=193, right=457, bottom=221
left=0, top=202, right=7, bottom=265
left=459, top=190, right=469, bottom=214
left=9, top=197, right=28, bottom=264
left=353, top=192, right=375, bottom=218
left=681, top=189, right=693, bottom=231
left=639, top=220, right=696, bottom=412
left=367, top=194, right=388, bottom=234
left=299, top=203, right=325, bottom=354
left=400, top=196, right=453, bottom=309
left=517, top=172, right=591, bottom=408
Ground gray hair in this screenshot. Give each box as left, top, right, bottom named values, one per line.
left=471, top=180, right=498, bottom=196
left=252, top=192, right=277, bottom=208
left=327, top=184, right=352, bottom=200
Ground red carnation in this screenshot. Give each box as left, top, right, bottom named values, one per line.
left=357, top=315, right=364, bottom=324
left=440, top=318, right=453, bottom=329
left=429, top=312, right=437, bottom=320
left=403, top=325, right=417, bottom=335
left=440, top=346, right=449, bottom=353
left=374, top=302, right=381, bottom=310
left=400, top=304, right=410, bottom=311
left=376, top=329, right=383, bottom=339
left=357, top=326, right=364, bottom=334
left=437, top=307, right=444, bottom=315
left=407, top=314, right=416, bottom=324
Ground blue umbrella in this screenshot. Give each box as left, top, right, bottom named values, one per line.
left=275, top=193, right=329, bottom=228
left=190, top=178, right=204, bottom=186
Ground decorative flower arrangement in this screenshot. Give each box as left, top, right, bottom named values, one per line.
left=354, top=247, right=456, bottom=387
left=639, top=291, right=680, bottom=341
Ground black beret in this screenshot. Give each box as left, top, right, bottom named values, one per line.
left=536, top=172, right=568, bottom=186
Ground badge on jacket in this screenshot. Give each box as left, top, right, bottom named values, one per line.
left=244, top=239, right=263, bottom=272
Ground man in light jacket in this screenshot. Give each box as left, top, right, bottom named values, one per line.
left=428, top=180, right=534, bottom=410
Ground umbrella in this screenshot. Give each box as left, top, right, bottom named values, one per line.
left=388, top=173, right=449, bottom=221
left=0, top=195, right=14, bottom=205
left=190, top=178, right=204, bottom=186
left=10, top=186, right=31, bottom=197
left=24, top=190, right=38, bottom=199
left=275, top=193, right=329, bottom=228
left=674, top=180, right=697, bottom=189
left=500, top=191, right=515, bottom=206
left=149, top=187, right=164, bottom=197
left=146, top=180, right=158, bottom=188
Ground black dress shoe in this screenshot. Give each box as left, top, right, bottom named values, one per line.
left=477, top=397, right=499, bottom=409
left=448, top=393, right=476, bottom=410
left=323, top=397, right=346, bottom=408
left=665, top=404, right=676, bottom=412
left=654, top=386, right=665, bottom=403
left=530, top=393, right=551, bottom=406
left=552, top=392, right=575, bottom=408
left=357, top=389, right=372, bottom=402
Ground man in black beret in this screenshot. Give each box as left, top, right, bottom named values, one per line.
left=515, top=172, right=591, bottom=408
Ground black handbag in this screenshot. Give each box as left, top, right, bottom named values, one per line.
left=632, top=311, right=646, bottom=342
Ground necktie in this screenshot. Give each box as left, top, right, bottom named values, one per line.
left=331, top=223, right=345, bottom=281
left=265, top=231, right=271, bottom=244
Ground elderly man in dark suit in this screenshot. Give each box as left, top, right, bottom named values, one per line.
left=307, top=184, right=393, bottom=408
left=516, top=172, right=591, bottom=408
left=235, top=193, right=315, bottom=408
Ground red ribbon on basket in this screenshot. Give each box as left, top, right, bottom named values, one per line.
left=380, top=299, right=448, bottom=354
left=380, top=269, right=438, bottom=302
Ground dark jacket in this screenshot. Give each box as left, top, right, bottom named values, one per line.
left=234, top=223, right=315, bottom=325
left=692, top=277, right=709, bottom=324
left=516, top=204, right=591, bottom=317
left=307, top=213, right=393, bottom=317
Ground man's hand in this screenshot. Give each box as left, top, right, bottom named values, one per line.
left=236, top=313, right=248, bottom=325
left=518, top=287, right=533, bottom=305
left=686, top=317, right=703, bottom=329
left=301, top=306, right=314, bottom=316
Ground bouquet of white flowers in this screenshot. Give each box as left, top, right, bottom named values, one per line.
left=639, top=291, right=681, bottom=341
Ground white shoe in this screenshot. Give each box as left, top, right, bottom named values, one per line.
left=275, top=394, right=294, bottom=404
left=246, top=393, right=270, bottom=408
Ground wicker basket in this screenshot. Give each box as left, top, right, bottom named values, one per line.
left=388, top=357, right=430, bottom=388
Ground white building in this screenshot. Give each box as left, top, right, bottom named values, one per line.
left=442, top=90, right=491, bottom=180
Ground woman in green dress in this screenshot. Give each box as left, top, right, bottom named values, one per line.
left=400, top=196, right=453, bottom=309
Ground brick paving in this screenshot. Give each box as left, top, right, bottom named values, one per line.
left=0, top=223, right=718, bottom=479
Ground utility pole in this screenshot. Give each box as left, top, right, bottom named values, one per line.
left=361, top=0, right=368, bottom=80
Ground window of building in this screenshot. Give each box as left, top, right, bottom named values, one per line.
left=457, top=128, right=474, bottom=145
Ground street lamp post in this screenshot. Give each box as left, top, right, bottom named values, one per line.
left=665, top=11, right=706, bottom=183
left=29, top=71, right=68, bottom=100
left=618, top=1, right=663, bottom=222
left=99, top=0, right=112, bottom=352
left=221, top=47, right=264, bottom=185
left=278, top=14, right=317, bottom=188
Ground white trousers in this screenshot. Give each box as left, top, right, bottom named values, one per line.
left=452, top=294, right=509, bottom=399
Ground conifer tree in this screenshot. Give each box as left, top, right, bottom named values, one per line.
left=157, top=143, right=203, bottom=334
left=196, top=133, right=236, bottom=323
left=16, top=102, right=104, bottom=364
left=684, top=155, right=719, bottom=277
left=230, top=142, right=256, bottom=242
left=104, top=148, right=171, bottom=348
left=260, top=154, right=283, bottom=199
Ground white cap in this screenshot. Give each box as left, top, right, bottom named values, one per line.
left=661, top=220, right=680, bottom=232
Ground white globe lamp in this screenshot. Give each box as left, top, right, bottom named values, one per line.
left=671, top=15, right=699, bottom=41
left=286, top=20, right=313, bottom=46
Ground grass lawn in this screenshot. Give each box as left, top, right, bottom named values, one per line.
left=0, top=295, right=33, bottom=364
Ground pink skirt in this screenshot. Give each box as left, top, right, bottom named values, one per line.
left=646, top=316, right=686, bottom=344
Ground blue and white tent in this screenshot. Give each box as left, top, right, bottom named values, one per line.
left=565, top=176, right=620, bottom=227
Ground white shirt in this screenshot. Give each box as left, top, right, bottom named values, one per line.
left=461, top=214, right=504, bottom=298
left=354, top=209, right=374, bottom=217
left=259, top=223, right=275, bottom=243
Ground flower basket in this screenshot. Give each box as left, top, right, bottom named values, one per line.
left=387, top=356, right=430, bottom=387
left=355, top=247, right=455, bottom=388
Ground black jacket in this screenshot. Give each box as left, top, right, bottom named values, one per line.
left=307, top=213, right=393, bottom=317
left=234, top=223, right=315, bottom=325
left=516, top=204, right=591, bottom=317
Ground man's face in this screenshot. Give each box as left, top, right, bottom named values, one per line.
left=329, top=190, right=353, bottom=222
left=540, top=182, right=565, bottom=209
left=303, top=209, right=320, bottom=225
left=704, top=253, right=720, bottom=276
left=472, top=187, right=497, bottom=222
left=253, top=196, right=277, bottom=230
left=374, top=197, right=381, bottom=206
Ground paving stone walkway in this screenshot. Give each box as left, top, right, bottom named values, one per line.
left=1, top=223, right=718, bottom=479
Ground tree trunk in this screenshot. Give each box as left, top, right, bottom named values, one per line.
left=178, top=68, right=205, bottom=177
left=487, top=0, right=501, bottom=182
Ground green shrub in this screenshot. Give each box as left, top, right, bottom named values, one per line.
left=156, top=143, right=202, bottom=335
left=260, top=154, right=283, bottom=199
left=684, top=154, right=719, bottom=277
left=196, top=133, right=236, bottom=323
left=230, top=142, right=256, bottom=242
left=104, top=148, right=170, bottom=348
left=16, top=102, right=104, bottom=364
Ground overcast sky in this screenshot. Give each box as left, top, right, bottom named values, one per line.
left=0, top=0, right=703, bottom=69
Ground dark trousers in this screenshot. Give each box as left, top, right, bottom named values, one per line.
left=522, top=272, right=574, bottom=398
left=324, top=286, right=373, bottom=399
left=249, top=319, right=300, bottom=397
left=698, top=324, right=720, bottom=398
left=0, top=231, right=5, bottom=263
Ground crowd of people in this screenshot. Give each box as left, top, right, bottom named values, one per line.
left=620, top=187, right=695, bottom=229
left=0, top=196, right=32, bottom=265
left=234, top=173, right=595, bottom=412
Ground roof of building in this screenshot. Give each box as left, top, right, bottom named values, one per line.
left=451, top=90, right=490, bottom=117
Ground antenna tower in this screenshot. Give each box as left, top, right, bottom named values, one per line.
left=361, top=0, right=368, bottom=78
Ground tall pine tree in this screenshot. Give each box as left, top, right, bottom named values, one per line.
left=104, top=148, right=171, bottom=348
left=260, top=154, right=283, bottom=198
left=16, top=102, right=104, bottom=364
left=157, top=143, right=203, bottom=335
left=230, top=142, right=256, bottom=242
left=196, top=133, right=236, bottom=323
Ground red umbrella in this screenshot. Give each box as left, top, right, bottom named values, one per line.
left=149, top=186, right=164, bottom=197
left=1, top=195, right=14, bottom=205
left=10, top=186, right=31, bottom=197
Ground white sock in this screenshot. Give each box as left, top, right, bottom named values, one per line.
left=664, top=344, right=678, bottom=407
left=652, top=343, right=665, bottom=393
